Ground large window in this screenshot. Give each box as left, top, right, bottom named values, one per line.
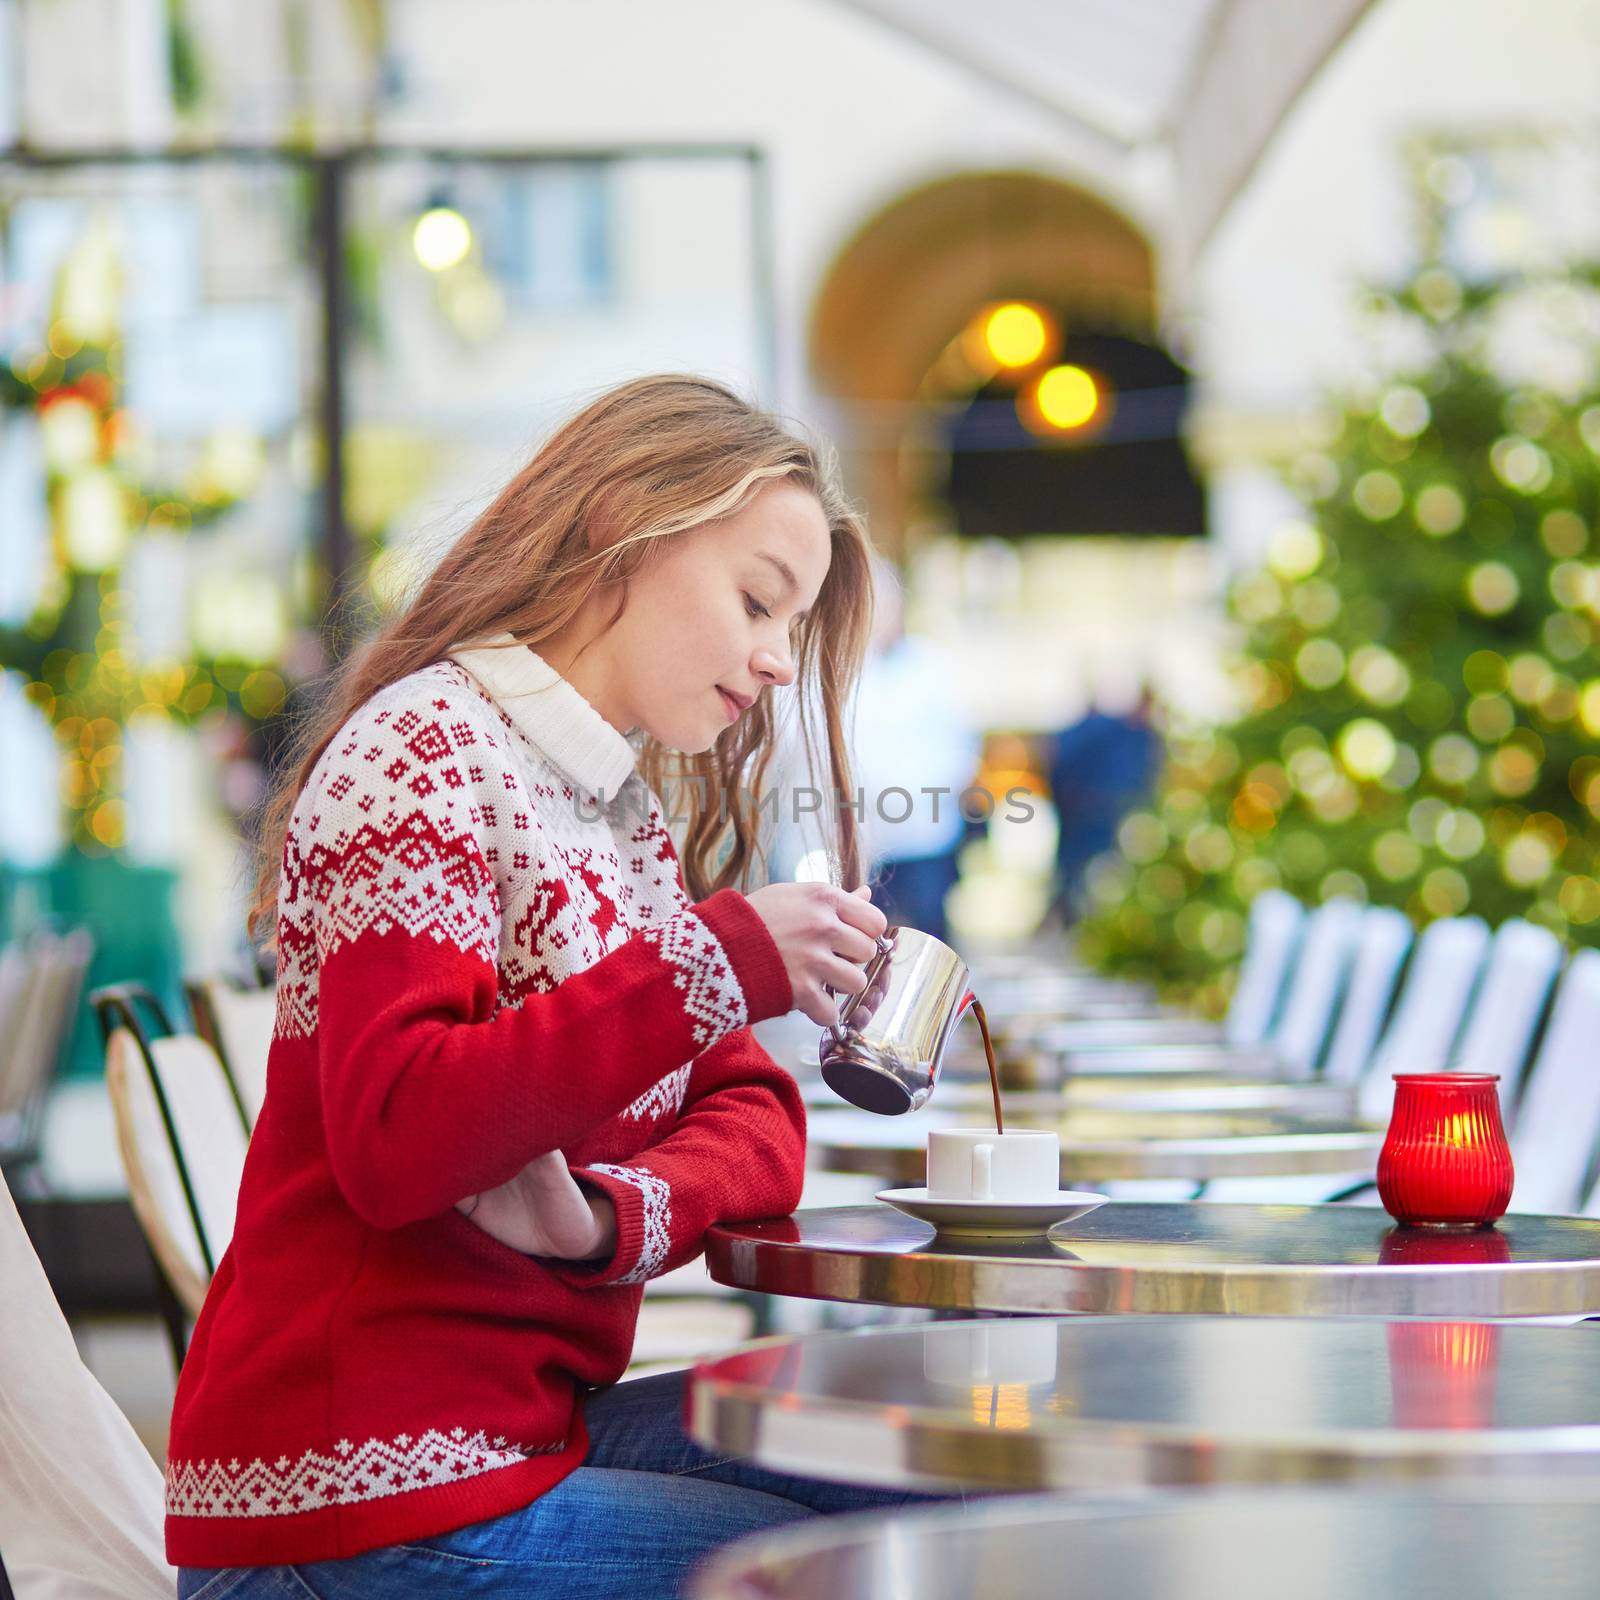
left=0, top=147, right=770, bottom=964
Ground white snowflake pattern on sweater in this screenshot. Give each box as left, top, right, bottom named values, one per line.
left=586, top=1163, right=672, bottom=1283
left=273, top=663, right=749, bottom=1044
left=623, top=1065, right=693, bottom=1124
left=637, top=910, right=748, bottom=1047
left=165, top=1426, right=563, bottom=1519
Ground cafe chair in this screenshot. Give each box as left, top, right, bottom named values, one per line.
left=1317, top=905, right=1414, bottom=1084
left=1255, top=896, right=1365, bottom=1073
left=1508, top=951, right=1600, bottom=1215
left=1191, top=894, right=1364, bottom=1071
left=1345, top=914, right=1489, bottom=1110
left=1203, top=914, right=1490, bottom=1205
left=1011, top=888, right=1308, bottom=1077
left=1224, top=887, right=1311, bottom=1045
left=0, top=928, right=95, bottom=1178
left=1357, top=917, right=1561, bottom=1125
left=1449, top=919, right=1564, bottom=1112
left=1055, top=896, right=1365, bottom=1083
left=0, top=939, right=43, bottom=1174
left=1080, top=886, right=1308, bottom=1048
left=1323, top=916, right=1560, bottom=1207
left=184, top=972, right=275, bottom=1131
left=0, top=1166, right=176, bottom=1598
left=90, top=984, right=249, bottom=1369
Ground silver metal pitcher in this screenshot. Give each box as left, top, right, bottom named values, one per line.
left=819, top=925, right=976, bottom=1115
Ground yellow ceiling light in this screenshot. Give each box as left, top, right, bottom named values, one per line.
left=1034, top=364, right=1101, bottom=430
left=413, top=206, right=472, bottom=272
left=982, top=302, right=1051, bottom=368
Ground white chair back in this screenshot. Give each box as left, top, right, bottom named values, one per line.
left=1224, top=889, right=1305, bottom=1046
left=108, top=1029, right=249, bottom=1308
left=1320, top=906, right=1413, bottom=1084
left=1451, top=919, right=1564, bottom=1115
left=0, top=942, right=43, bottom=1124
left=202, top=979, right=276, bottom=1128
left=1512, top=951, right=1600, bottom=1214
left=1357, top=915, right=1490, bottom=1121
left=0, top=1169, right=175, bottom=1598
left=0, top=929, right=92, bottom=1134
left=1268, top=897, right=1364, bottom=1073
left=0, top=940, right=33, bottom=1036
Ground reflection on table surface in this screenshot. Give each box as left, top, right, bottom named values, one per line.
left=688, top=1315, right=1600, bottom=1492
left=705, top=1316, right=1600, bottom=1430
left=690, top=1486, right=1600, bottom=1600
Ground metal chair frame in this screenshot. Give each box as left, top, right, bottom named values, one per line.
left=181, top=977, right=256, bottom=1135
left=88, top=983, right=209, bottom=1369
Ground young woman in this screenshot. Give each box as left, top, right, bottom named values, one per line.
left=168, top=376, right=908, bottom=1598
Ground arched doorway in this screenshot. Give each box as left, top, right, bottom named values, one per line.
left=808, top=169, right=1161, bottom=556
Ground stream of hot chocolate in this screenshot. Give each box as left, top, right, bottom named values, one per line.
left=970, top=998, right=1004, bottom=1136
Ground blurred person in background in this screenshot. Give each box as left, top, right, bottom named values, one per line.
left=164, top=377, right=943, bottom=1600
left=851, top=557, right=980, bottom=946
left=1048, top=676, right=1162, bottom=923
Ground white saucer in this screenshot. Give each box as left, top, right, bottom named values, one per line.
left=876, top=1187, right=1108, bottom=1239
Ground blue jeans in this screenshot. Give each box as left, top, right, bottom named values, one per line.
left=176, top=1369, right=947, bottom=1598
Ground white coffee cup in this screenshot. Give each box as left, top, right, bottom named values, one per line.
left=926, top=1128, right=1059, bottom=1202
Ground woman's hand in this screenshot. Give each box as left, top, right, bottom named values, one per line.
left=457, top=1151, right=617, bottom=1261
left=743, top=882, right=889, bottom=1028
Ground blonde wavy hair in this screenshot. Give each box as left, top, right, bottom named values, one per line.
left=249, top=374, right=875, bottom=940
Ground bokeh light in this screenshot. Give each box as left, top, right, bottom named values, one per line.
left=1353, top=470, right=1404, bottom=520
left=1295, top=638, right=1346, bottom=689
left=1337, top=718, right=1396, bottom=781
left=1032, top=363, right=1101, bottom=429
left=1414, top=482, right=1465, bottom=535
left=1540, top=509, right=1588, bottom=558
left=981, top=302, right=1051, bottom=368
left=412, top=206, right=473, bottom=272
left=1267, top=521, right=1324, bottom=580
left=1379, top=385, right=1431, bottom=438
left=1466, top=561, right=1519, bottom=615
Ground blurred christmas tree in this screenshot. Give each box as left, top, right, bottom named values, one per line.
left=1078, top=194, right=1600, bottom=1012
left=0, top=219, right=279, bottom=856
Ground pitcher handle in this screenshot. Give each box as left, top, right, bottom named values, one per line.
left=827, top=931, right=897, bottom=1044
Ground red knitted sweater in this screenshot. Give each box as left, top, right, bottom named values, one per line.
left=164, top=635, right=803, bottom=1567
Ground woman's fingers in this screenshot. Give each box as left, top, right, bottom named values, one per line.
left=820, top=955, right=874, bottom=995
left=801, top=983, right=845, bottom=1029
left=831, top=926, right=882, bottom=965
left=835, top=886, right=888, bottom=941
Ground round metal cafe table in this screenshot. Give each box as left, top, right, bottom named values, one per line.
left=999, top=1041, right=1286, bottom=1080
left=805, top=1106, right=1383, bottom=1185
left=686, top=1316, right=1600, bottom=1494
left=704, top=1203, right=1600, bottom=1317
left=799, top=1074, right=1356, bottom=1116
left=690, top=1486, right=1600, bottom=1600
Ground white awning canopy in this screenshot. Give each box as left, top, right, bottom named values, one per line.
left=823, top=0, right=1376, bottom=269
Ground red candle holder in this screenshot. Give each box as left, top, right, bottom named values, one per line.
left=1376, top=1073, right=1514, bottom=1229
